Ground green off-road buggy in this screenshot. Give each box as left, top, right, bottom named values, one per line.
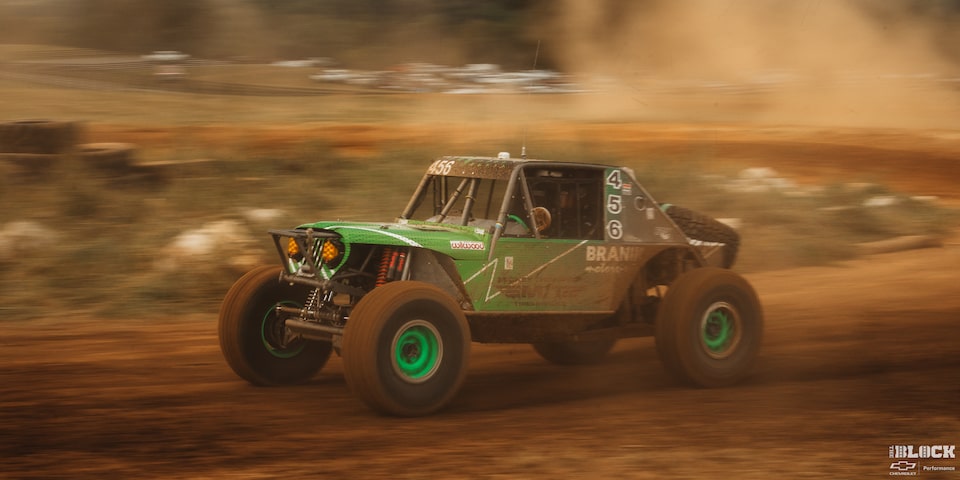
left=219, top=153, right=763, bottom=416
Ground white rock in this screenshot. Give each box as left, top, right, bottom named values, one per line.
left=243, top=208, right=285, bottom=223
left=0, top=221, right=50, bottom=261
left=160, top=219, right=264, bottom=272
left=863, top=196, right=899, bottom=208
left=739, top=167, right=777, bottom=179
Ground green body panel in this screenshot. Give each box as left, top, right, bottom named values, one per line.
left=288, top=161, right=696, bottom=314
left=297, top=220, right=490, bottom=262
left=457, top=238, right=648, bottom=312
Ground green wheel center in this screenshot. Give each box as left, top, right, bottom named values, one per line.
left=392, top=320, right=443, bottom=383
left=703, top=311, right=732, bottom=350
left=700, top=302, right=741, bottom=359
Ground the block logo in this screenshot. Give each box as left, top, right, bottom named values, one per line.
left=888, top=445, right=956, bottom=459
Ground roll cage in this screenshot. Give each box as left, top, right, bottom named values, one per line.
left=399, top=156, right=610, bottom=254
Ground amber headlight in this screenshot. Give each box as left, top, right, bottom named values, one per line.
left=287, top=237, right=302, bottom=260
left=321, top=240, right=338, bottom=262
left=320, top=239, right=345, bottom=267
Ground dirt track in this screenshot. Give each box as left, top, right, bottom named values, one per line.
left=2, top=126, right=960, bottom=478
left=1, top=235, right=958, bottom=478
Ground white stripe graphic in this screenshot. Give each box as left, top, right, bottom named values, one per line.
left=326, top=225, right=423, bottom=247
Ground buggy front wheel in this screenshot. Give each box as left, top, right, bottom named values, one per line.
left=218, top=265, right=333, bottom=386
left=341, top=281, right=471, bottom=416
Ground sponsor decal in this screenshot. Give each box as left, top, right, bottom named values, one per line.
left=584, top=264, right=627, bottom=274
left=889, top=445, right=956, bottom=459
left=688, top=238, right=726, bottom=248
left=450, top=240, right=485, bottom=251
left=890, top=461, right=917, bottom=474
left=887, top=444, right=957, bottom=476
left=922, top=465, right=957, bottom=472
left=585, top=245, right=644, bottom=263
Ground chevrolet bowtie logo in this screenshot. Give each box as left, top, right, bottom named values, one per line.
left=890, top=461, right=917, bottom=471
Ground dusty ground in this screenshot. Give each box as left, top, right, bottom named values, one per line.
left=1, top=236, right=958, bottom=479
left=1, top=128, right=959, bottom=478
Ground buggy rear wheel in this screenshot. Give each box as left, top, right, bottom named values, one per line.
left=655, top=267, right=763, bottom=387
left=218, top=265, right=332, bottom=386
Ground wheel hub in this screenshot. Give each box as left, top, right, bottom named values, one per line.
left=261, top=301, right=306, bottom=359
left=391, top=320, right=443, bottom=383
left=699, top=301, right=741, bottom=360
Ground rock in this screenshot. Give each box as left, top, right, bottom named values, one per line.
left=0, top=221, right=49, bottom=262
left=863, top=196, right=899, bottom=208
left=242, top=208, right=285, bottom=223
left=159, top=219, right=264, bottom=272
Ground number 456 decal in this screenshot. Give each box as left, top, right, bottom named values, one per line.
left=606, top=220, right=623, bottom=239
left=605, top=169, right=624, bottom=239
left=606, top=169, right=623, bottom=189
left=427, top=159, right=455, bottom=175
left=607, top=195, right=622, bottom=214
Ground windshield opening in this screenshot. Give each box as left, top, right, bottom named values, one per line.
left=410, top=176, right=507, bottom=221
left=407, top=175, right=533, bottom=235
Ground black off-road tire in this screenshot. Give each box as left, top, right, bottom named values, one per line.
left=655, top=267, right=763, bottom=387
left=663, top=205, right=740, bottom=268
left=218, top=265, right=332, bottom=386
left=341, top=281, right=471, bottom=417
left=532, top=339, right=616, bottom=365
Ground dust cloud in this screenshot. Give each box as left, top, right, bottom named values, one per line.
left=541, top=0, right=960, bottom=128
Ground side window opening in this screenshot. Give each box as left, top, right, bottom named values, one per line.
left=525, top=168, right=603, bottom=240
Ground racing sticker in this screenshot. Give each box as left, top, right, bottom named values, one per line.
left=606, top=220, right=623, bottom=240
left=605, top=168, right=624, bottom=240
left=450, top=240, right=485, bottom=250
left=427, top=158, right=456, bottom=175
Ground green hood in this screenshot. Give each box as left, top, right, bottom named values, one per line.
left=297, top=220, right=490, bottom=261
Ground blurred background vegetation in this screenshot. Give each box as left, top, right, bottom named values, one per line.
left=0, top=0, right=547, bottom=68
left=1, top=134, right=955, bottom=318
left=0, top=0, right=958, bottom=319
left=2, top=0, right=960, bottom=69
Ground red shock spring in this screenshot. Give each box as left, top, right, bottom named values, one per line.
left=376, top=247, right=394, bottom=286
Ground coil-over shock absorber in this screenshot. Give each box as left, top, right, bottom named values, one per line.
left=375, top=247, right=407, bottom=286
left=376, top=247, right=393, bottom=286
